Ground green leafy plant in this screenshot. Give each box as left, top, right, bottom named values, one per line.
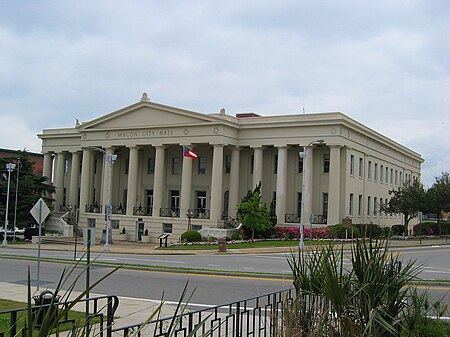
left=180, top=230, right=202, bottom=242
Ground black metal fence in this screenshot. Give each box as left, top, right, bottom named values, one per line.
left=0, top=289, right=294, bottom=337
left=0, top=295, right=118, bottom=337
left=113, top=288, right=294, bottom=337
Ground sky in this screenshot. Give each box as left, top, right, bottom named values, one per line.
left=0, top=0, right=448, bottom=187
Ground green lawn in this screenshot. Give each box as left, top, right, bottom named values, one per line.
left=0, top=298, right=96, bottom=337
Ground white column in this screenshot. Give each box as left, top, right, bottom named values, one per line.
left=328, top=146, right=341, bottom=225
left=126, top=146, right=139, bottom=215
left=152, top=146, right=166, bottom=217
left=275, top=146, right=288, bottom=224
left=79, top=148, right=92, bottom=214
left=101, top=147, right=115, bottom=209
left=210, top=144, right=224, bottom=222
left=228, top=147, right=241, bottom=218
left=69, top=151, right=80, bottom=208
left=180, top=144, right=194, bottom=218
left=54, top=152, right=65, bottom=210
left=252, top=147, right=263, bottom=188
left=303, top=146, right=314, bottom=227
left=43, top=152, right=53, bottom=181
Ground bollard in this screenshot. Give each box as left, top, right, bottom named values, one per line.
left=218, top=237, right=227, bottom=253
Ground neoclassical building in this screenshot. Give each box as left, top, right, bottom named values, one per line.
left=38, top=93, right=423, bottom=242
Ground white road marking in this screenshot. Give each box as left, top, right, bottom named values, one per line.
left=243, top=267, right=255, bottom=270
left=208, top=264, right=219, bottom=267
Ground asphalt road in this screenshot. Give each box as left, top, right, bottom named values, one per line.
left=1, top=245, right=449, bottom=280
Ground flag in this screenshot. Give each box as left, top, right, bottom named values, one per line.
left=183, top=145, right=198, bottom=159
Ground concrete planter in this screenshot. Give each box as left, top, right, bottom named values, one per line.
left=141, top=235, right=151, bottom=243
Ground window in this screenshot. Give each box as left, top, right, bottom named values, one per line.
left=223, top=191, right=229, bottom=215
left=198, top=156, right=206, bottom=174
left=272, top=191, right=276, bottom=211
left=368, top=161, right=372, bottom=179
left=170, top=190, right=180, bottom=210
left=273, top=155, right=278, bottom=174
left=297, top=192, right=302, bottom=215
left=379, top=198, right=383, bottom=215
left=380, top=165, right=384, bottom=181
left=358, top=195, right=362, bottom=216
left=350, top=155, right=354, bottom=175
left=250, top=155, right=254, bottom=174
left=367, top=196, right=371, bottom=216
left=172, top=157, right=180, bottom=175
left=358, top=158, right=363, bottom=177
left=196, top=191, right=207, bottom=210
left=192, top=225, right=202, bottom=231
left=400, top=172, right=403, bottom=184
left=298, top=157, right=303, bottom=173
left=88, top=218, right=96, bottom=228
left=94, top=159, right=98, bottom=174
left=146, top=189, right=153, bottom=214
left=322, top=193, right=329, bottom=217
left=79, top=159, right=83, bottom=174
left=63, top=188, right=67, bottom=207
left=385, top=167, right=388, bottom=183
left=64, top=159, right=69, bottom=174
left=395, top=170, right=398, bottom=185
left=323, top=155, right=330, bottom=173
left=373, top=197, right=377, bottom=216
left=111, top=220, right=120, bottom=230
left=147, top=157, right=155, bottom=174
left=225, top=155, right=231, bottom=174
left=124, top=158, right=129, bottom=174
left=163, top=223, right=173, bottom=234
left=390, top=169, right=394, bottom=185
left=349, top=193, right=354, bottom=215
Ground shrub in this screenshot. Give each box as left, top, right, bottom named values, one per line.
left=328, top=224, right=359, bottom=239
left=180, top=230, right=202, bottom=243
left=414, top=221, right=450, bottom=236
left=391, top=224, right=404, bottom=236
left=354, top=223, right=384, bottom=239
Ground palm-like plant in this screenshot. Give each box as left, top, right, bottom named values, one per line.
left=287, top=238, right=431, bottom=336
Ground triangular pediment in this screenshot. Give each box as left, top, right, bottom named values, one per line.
left=79, top=102, right=218, bottom=130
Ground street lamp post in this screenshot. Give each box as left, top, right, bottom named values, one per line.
left=103, top=151, right=117, bottom=251
left=2, top=163, right=16, bottom=247
left=13, top=158, right=20, bottom=242
left=299, top=140, right=324, bottom=254
left=92, top=148, right=117, bottom=251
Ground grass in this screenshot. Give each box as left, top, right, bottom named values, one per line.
left=0, top=298, right=99, bottom=337
left=157, top=239, right=333, bottom=250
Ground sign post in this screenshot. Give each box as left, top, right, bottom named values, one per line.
left=30, top=198, right=51, bottom=290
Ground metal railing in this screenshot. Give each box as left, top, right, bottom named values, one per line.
left=160, top=208, right=180, bottom=218
left=85, top=204, right=102, bottom=213
left=311, top=214, right=327, bottom=224
left=285, top=214, right=327, bottom=224
left=112, top=205, right=126, bottom=215
left=0, top=295, right=119, bottom=337
left=221, top=212, right=239, bottom=228
left=188, top=208, right=210, bottom=219
left=113, top=288, right=294, bottom=336
left=285, top=214, right=301, bottom=223
left=133, top=205, right=152, bottom=216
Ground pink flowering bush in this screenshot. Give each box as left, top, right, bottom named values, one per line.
left=275, top=226, right=332, bottom=240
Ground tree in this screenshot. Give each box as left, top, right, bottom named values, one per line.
left=383, top=179, right=426, bottom=236
left=425, top=172, right=450, bottom=234
left=238, top=183, right=272, bottom=241
left=0, top=152, right=55, bottom=228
